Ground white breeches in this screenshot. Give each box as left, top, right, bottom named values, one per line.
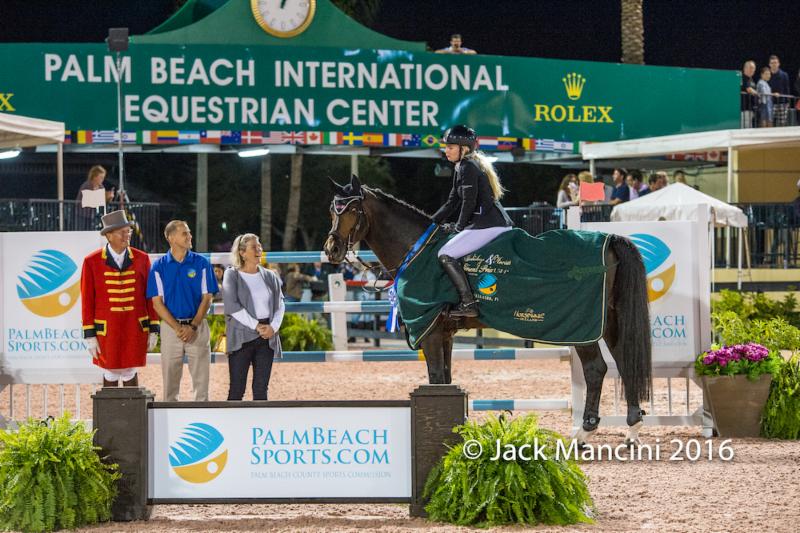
left=438, top=226, right=513, bottom=259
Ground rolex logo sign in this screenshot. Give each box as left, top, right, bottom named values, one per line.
left=562, top=73, right=586, bottom=100
left=533, top=72, right=613, bottom=124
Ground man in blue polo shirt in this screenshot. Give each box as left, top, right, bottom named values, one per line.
left=147, top=220, right=218, bottom=401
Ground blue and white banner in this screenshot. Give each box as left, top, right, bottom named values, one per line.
left=149, top=406, right=412, bottom=499
left=0, top=231, right=103, bottom=382
left=582, top=220, right=708, bottom=361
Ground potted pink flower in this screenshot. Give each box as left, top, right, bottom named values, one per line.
left=695, top=342, right=782, bottom=437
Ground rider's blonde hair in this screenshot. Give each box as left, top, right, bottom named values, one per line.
left=463, top=149, right=506, bottom=200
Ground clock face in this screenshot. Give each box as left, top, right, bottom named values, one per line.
left=251, top=0, right=316, bottom=38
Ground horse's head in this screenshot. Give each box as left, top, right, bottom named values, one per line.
left=324, top=174, right=369, bottom=264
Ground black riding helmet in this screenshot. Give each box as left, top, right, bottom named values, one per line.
left=441, top=125, right=477, bottom=150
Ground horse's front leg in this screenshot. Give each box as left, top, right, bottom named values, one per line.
left=420, top=323, right=447, bottom=384
left=441, top=325, right=456, bottom=385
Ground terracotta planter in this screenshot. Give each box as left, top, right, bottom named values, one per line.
left=701, top=374, right=773, bottom=438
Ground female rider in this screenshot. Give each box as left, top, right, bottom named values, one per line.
left=433, top=125, right=513, bottom=318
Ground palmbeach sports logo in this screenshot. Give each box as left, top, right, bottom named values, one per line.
left=169, top=423, right=228, bottom=484
left=16, top=250, right=81, bottom=317
left=477, top=273, right=497, bottom=295
left=629, top=234, right=676, bottom=303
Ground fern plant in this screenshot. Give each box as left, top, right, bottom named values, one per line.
left=0, top=415, right=120, bottom=532
left=279, top=313, right=334, bottom=351
left=762, top=353, right=800, bottom=439
left=423, top=414, right=594, bottom=527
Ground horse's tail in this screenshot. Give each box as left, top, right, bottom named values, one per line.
left=609, top=235, right=652, bottom=403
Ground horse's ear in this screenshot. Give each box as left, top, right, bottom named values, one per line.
left=350, top=174, right=362, bottom=194
left=328, top=177, right=344, bottom=193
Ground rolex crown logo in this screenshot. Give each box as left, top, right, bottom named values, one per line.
left=562, top=72, right=586, bottom=100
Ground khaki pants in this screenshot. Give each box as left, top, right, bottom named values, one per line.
left=160, top=320, right=211, bottom=401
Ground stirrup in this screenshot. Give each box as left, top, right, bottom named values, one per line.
left=448, top=301, right=479, bottom=318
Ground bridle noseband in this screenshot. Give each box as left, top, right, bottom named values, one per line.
left=329, top=194, right=367, bottom=253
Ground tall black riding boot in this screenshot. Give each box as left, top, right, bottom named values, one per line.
left=439, top=255, right=479, bottom=318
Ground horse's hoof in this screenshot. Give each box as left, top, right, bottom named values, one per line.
left=624, top=420, right=644, bottom=447
left=572, top=427, right=597, bottom=447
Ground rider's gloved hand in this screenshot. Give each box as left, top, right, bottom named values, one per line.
left=441, top=223, right=461, bottom=234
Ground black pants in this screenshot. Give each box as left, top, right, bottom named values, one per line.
left=227, top=337, right=274, bottom=401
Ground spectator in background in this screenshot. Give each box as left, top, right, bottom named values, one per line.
left=768, top=55, right=790, bottom=126
left=76, top=165, right=115, bottom=230
left=673, top=170, right=688, bottom=185
left=626, top=169, right=648, bottom=199
left=610, top=168, right=629, bottom=205
left=212, top=264, right=225, bottom=303
left=595, top=175, right=614, bottom=202
left=284, top=263, right=316, bottom=302
left=556, top=174, right=579, bottom=208
left=436, top=34, right=477, bottom=55
left=758, top=66, right=774, bottom=127
left=648, top=174, right=663, bottom=193
left=656, top=171, right=669, bottom=188
left=741, top=60, right=758, bottom=128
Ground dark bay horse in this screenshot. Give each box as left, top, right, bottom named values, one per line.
left=324, top=175, right=652, bottom=444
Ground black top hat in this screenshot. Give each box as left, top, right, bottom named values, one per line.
left=100, top=210, right=134, bottom=235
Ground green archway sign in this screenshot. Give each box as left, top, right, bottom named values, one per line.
left=0, top=0, right=738, bottom=151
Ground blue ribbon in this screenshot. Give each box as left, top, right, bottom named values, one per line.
left=386, top=223, right=437, bottom=332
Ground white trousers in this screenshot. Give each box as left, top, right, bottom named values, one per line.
left=438, top=226, right=513, bottom=259
left=103, top=367, right=137, bottom=382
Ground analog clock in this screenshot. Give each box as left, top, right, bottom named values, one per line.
left=251, top=0, right=316, bottom=38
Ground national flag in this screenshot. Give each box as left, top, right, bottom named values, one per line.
left=241, top=131, right=263, bottom=144
left=305, top=131, right=323, bottom=144
left=536, top=139, right=554, bottom=152
left=63, top=131, right=72, bottom=144
left=497, top=137, right=517, bottom=151
left=76, top=130, right=93, bottom=144
left=552, top=141, right=573, bottom=152
left=137, top=131, right=155, bottom=144
left=263, top=131, right=285, bottom=144
left=521, top=138, right=535, bottom=151
left=156, top=130, right=179, bottom=144
left=401, top=134, right=421, bottom=147
left=220, top=131, right=242, bottom=144
left=421, top=134, right=439, bottom=147
left=342, top=132, right=364, bottom=145
left=383, top=133, right=401, bottom=146
left=282, top=131, right=306, bottom=144
left=324, top=131, right=342, bottom=144
left=579, top=182, right=606, bottom=202
left=91, top=130, right=118, bottom=144
left=477, top=137, right=498, bottom=150
left=362, top=132, right=384, bottom=146
left=200, top=130, right=221, bottom=144
left=178, top=131, right=201, bottom=144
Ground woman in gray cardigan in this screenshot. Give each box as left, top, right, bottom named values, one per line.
left=222, top=233, right=284, bottom=400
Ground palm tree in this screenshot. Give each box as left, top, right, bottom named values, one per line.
left=621, top=0, right=644, bottom=65
left=259, top=155, right=272, bottom=250
left=283, top=153, right=303, bottom=250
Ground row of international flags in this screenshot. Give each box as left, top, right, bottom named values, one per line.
left=64, top=129, right=578, bottom=153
